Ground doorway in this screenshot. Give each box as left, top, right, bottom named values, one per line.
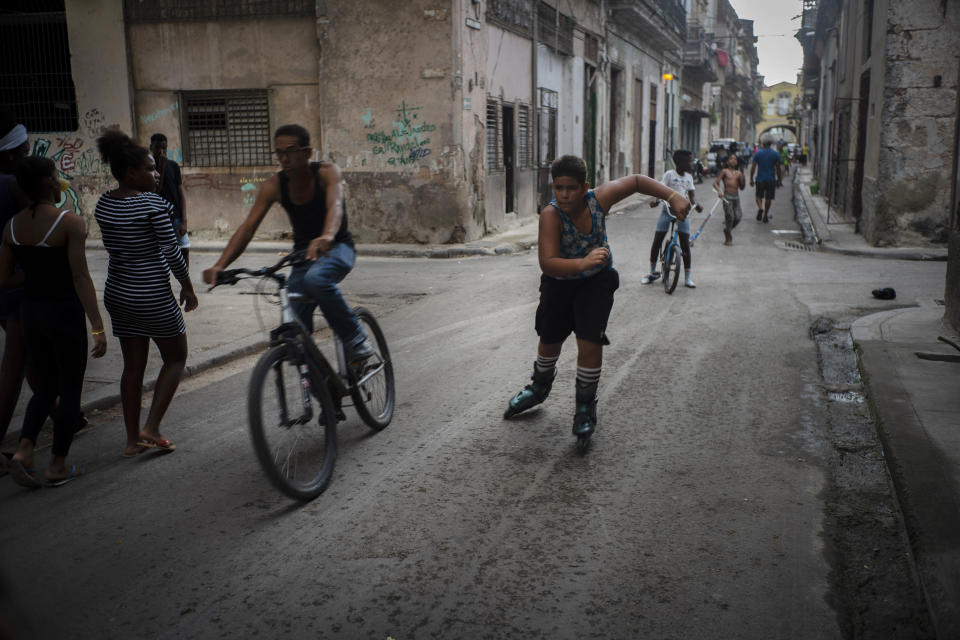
left=853, top=72, right=870, bottom=220
left=502, top=103, right=515, bottom=213
left=648, top=83, right=658, bottom=177
left=634, top=79, right=644, bottom=174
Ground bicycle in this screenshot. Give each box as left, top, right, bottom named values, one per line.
left=212, top=251, right=395, bottom=500
left=659, top=211, right=685, bottom=294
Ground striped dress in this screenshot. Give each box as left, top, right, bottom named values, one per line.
left=94, top=192, right=189, bottom=338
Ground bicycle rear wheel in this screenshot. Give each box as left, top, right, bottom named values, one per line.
left=248, top=344, right=337, bottom=500
left=662, top=242, right=681, bottom=294
left=347, top=307, right=395, bottom=430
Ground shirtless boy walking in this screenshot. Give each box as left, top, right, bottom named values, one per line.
left=712, top=153, right=745, bottom=245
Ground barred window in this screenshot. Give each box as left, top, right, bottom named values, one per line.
left=0, top=2, right=78, bottom=132
left=537, top=2, right=574, bottom=57
left=517, top=104, right=533, bottom=169
left=125, top=0, right=314, bottom=23
left=486, top=0, right=533, bottom=37
left=538, top=89, right=558, bottom=167
left=181, top=90, right=271, bottom=167
left=486, top=99, right=502, bottom=170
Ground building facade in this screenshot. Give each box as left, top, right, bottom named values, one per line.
left=798, top=0, right=960, bottom=328
left=3, top=0, right=758, bottom=245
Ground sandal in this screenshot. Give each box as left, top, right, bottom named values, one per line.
left=137, top=438, right=176, bottom=452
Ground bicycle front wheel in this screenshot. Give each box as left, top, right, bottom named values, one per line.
left=348, top=307, right=395, bottom=430
left=663, top=242, right=681, bottom=294
left=248, top=344, right=337, bottom=500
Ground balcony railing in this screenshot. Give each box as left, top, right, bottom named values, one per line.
left=608, top=0, right=686, bottom=50
left=682, top=28, right=718, bottom=83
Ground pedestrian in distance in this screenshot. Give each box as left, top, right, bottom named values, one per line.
left=502, top=155, right=691, bottom=442
left=95, top=129, right=198, bottom=458
left=750, top=136, right=782, bottom=223
left=150, top=133, right=190, bottom=267
left=0, top=156, right=107, bottom=487
left=641, top=149, right=703, bottom=288
left=713, top=153, right=745, bottom=245
left=202, top=124, right=374, bottom=364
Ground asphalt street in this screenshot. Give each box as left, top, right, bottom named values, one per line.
left=0, top=176, right=948, bottom=639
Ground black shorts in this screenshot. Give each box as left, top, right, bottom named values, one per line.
left=755, top=180, right=776, bottom=201
left=535, top=268, right=619, bottom=345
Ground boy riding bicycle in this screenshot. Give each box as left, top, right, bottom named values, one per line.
left=503, top=155, right=690, bottom=440
left=641, top=150, right=703, bottom=288
left=202, top=124, right=373, bottom=363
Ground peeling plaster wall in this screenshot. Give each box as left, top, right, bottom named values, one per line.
left=605, top=31, right=665, bottom=180
left=868, top=0, right=959, bottom=246
left=127, top=18, right=321, bottom=242
left=318, top=1, right=470, bottom=244
left=28, top=0, right=135, bottom=230
left=484, top=25, right=533, bottom=231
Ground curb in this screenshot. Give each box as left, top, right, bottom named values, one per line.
left=791, top=178, right=947, bottom=262
left=87, top=239, right=539, bottom=260
left=78, top=333, right=269, bottom=415
left=792, top=181, right=818, bottom=245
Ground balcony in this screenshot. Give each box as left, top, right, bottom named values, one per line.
left=683, top=24, right=718, bottom=83
left=608, top=0, right=686, bottom=52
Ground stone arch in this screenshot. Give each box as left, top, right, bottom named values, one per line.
left=757, top=125, right=797, bottom=144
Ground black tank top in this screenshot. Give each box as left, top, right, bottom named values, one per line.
left=277, top=162, right=353, bottom=251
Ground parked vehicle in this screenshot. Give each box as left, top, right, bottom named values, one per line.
left=692, top=157, right=705, bottom=184
left=706, top=138, right=736, bottom=175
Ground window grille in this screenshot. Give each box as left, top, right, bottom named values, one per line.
left=486, top=99, right=502, bottom=170
left=517, top=104, right=532, bottom=169
left=181, top=90, right=271, bottom=167
left=486, top=0, right=533, bottom=37
left=0, top=3, right=78, bottom=132
left=538, top=88, right=557, bottom=167
left=125, top=0, right=314, bottom=23
left=537, top=2, right=574, bottom=57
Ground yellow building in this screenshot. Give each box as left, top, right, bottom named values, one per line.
left=755, top=81, right=800, bottom=144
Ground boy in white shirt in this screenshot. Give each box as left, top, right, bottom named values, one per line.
left=641, top=150, right=703, bottom=288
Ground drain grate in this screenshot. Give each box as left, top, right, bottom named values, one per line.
left=779, top=240, right=819, bottom=252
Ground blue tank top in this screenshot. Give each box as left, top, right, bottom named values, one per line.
left=549, top=189, right=612, bottom=280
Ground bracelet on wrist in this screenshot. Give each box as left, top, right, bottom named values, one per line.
left=91, top=330, right=105, bottom=336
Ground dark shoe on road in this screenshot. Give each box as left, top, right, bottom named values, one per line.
left=872, top=287, right=896, bottom=300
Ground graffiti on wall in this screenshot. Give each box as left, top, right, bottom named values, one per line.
left=363, top=101, right=436, bottom=167
left=32, top=137, right=83, bottom=214
left=140, top=102, right=179, bottom=125
left=240, top=176, right=266, bottom=207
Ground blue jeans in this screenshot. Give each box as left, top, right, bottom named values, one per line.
left=287, top=242, right=366, bottom=348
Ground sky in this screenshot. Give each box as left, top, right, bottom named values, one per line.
left=727, top=0, right=805, bottom=86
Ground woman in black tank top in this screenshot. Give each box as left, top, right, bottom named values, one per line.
left=0, top=157, right=106, bottom=487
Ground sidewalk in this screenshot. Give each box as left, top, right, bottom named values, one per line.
left=1, top=216, right=542, bottom=451
left=794, top=166, right=959, bottom=637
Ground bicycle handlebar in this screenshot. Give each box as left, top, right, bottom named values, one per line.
left=210, top=250, right=309, bottom=289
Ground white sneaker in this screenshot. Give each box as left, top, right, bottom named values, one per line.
left=684, top=277, right=696, bottom=288
left=641, top=271, right=661, bottom=285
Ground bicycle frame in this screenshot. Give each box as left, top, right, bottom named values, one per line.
left=269, top=285, right=351, bottom=402
left=662, top=217, right=681, bottom=264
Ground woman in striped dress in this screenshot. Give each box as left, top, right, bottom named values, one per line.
left=94, top=130, right=198, bottom=457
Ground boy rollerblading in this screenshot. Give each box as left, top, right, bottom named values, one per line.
left=503, top=155, right=690, bottom=448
